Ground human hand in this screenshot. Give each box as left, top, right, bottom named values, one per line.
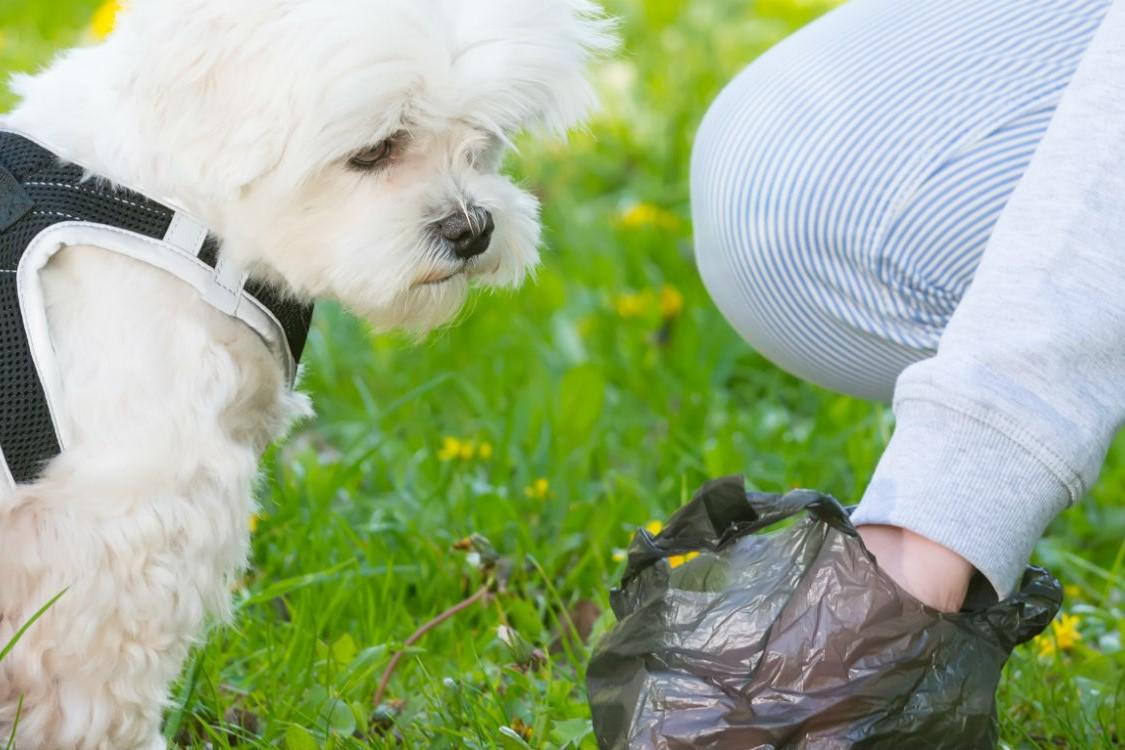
left=857, top=524, right=975, bottom=612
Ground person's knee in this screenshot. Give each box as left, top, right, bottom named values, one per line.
left=689, top=70, right=917, bottom=401
left=690, top=69, right=820, bottom=353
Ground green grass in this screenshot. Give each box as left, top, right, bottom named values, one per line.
left=2, top=1, right=1123, bottom=748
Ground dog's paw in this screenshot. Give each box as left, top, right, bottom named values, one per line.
left=142, top=735, right=168, bottom=750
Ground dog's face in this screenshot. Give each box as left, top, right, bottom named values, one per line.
left=112, top=0, right=612, bottom=332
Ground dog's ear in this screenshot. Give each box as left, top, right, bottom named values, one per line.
left=449, top=0, right=618, bottom=139
left=116, top=0, right=291, bottom=198
left=520, top=0, right=619, bottom=136
left=146, top=75, right=289, bottom=198
left=535, top=0, right=619, bottom=136
left=147, top=67, right=288, bottom=199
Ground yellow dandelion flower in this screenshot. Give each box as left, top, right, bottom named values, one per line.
left=510, top=718, right=533, bottom=742
left=439, top=437, right=492, bottom=462
left=618, top=202, right=679, bottom=231
left=660, top=285, right=684, bottom=318
left=1053, top=613, right=1082, bottom=651
left=615, top=291, right=651, bottom=318
left=668, top=551, right=700, bottom=569
left=1037, top=613, right=1083, bottom=657
left=644, top=519, right=664, bottom=536
left=524, top=478, right=550, bottom=499
left=438, top=436, right=463, bottom=462
left=91, top=0, right=123, bottom=40
left=1064, top=584, right=1081, bottom=600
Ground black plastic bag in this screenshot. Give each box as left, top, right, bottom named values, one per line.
left=587, top=476, right=1062, bottom=750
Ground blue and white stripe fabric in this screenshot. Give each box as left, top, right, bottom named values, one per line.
left=692, top=0, right=1113, bottom=402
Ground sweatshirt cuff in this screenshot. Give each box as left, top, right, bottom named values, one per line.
left=852, top=396, right=1072, bottom=597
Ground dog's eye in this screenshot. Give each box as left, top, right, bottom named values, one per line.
left=348, top=136, right=399, bottom=171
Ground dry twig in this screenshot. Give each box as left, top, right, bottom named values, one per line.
left=373, top=585, right=491, bottom=707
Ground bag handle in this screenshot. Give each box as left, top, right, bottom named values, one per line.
left=620, top=476, right=855, bottom=583
left=618, top=475, right=1062, bottom=646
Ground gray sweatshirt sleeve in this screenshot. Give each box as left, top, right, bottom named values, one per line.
left=852, top=0, right=1125, bottom=597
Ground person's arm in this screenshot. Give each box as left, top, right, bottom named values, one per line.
left=853, top=0, right=1125, bottom=602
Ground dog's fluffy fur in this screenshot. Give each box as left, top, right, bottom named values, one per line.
left=0, top=2, right=611, bottom=747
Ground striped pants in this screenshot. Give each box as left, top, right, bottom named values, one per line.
left=692, top=0, right=1113, bottom=402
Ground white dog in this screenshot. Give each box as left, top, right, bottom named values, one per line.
left=0, top=1, right=611, bottom=748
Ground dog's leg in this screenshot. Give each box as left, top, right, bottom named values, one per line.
left=0, top=247, right=296, bottom=750
left=0, top=469, right=255, bottom=750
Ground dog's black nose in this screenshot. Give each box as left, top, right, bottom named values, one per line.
left=439, top=208, right=494, bottom=260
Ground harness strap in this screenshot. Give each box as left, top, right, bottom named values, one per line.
left=0, top=131, right=313, bottom=486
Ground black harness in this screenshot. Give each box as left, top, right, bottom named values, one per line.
left=0, top=131, right=313, bottom=488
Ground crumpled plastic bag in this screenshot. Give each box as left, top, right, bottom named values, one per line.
left=587, top=476, right=1062, bottom=750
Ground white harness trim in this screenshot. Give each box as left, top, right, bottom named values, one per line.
left=0, top=130, right=310, bottom=491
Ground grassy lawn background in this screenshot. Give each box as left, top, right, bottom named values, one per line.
left=1, top=1, right=1122, bottom=748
